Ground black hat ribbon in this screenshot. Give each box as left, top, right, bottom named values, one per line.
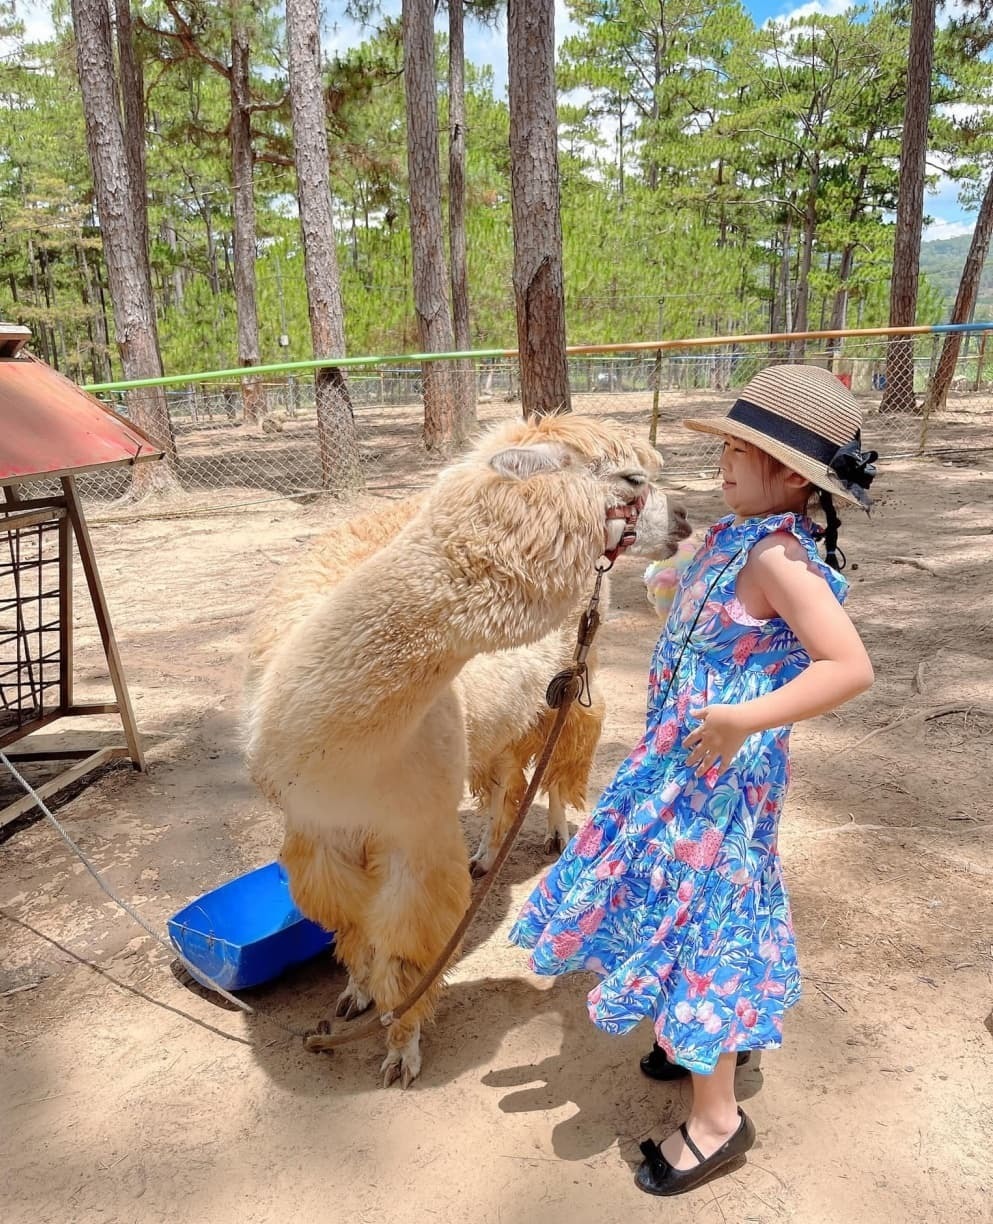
left=828, top=436, right=878, bottom=510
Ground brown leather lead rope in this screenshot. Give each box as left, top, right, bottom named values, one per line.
left=303, top=559, right=613, bottom=1053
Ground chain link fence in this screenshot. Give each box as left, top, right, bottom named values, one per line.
left=49, top=327, right=993, bottom=519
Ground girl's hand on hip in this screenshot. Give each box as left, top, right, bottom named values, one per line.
left=683, top=705, right=751, bottom=777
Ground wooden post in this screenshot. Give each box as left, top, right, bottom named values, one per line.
left=59, top=508, right=73, bottom=710
left=60, top=475, right=145, bottom=769
left=974, top=332, right=987, bottom=393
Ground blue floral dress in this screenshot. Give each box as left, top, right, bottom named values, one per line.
left=509, top=512, right=847, bottom=1074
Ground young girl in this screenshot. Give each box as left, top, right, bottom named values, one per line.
left=509, top=364, right=877, bottom=1196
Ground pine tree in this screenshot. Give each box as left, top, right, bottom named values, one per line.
left=402, top=0, right=460, bottom=450
left=882, top=0, right=937, bottom=413
left=508, top=0, right=570, bottom=416
left=286, top=0, right=363, bottom=491
left=69, top=0, right=178, bottom=492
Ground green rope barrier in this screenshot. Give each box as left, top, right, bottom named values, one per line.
left=80, top=323, right=993, bottom=397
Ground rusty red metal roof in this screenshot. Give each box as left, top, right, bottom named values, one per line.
left=0, top=353, right=164, bottom=484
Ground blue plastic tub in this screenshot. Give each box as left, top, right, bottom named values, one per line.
left=167, top=860, right=334, bottom=991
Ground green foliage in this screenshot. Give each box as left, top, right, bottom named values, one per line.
left=0, top=0, right=990, bottom=379
left=0, top=18, right=106, bottom=378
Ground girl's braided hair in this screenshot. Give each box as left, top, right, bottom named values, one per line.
left=753, top=447, right=847, bottom=571
left=817, top=490, right=844, bottom=572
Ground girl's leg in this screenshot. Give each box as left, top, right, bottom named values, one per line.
left=659, top=1052, right=741, bottom=1171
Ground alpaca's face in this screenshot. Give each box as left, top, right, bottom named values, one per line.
left=485, top=436, right=654, bottom=553
left=478, top=414, right=678, bottom=557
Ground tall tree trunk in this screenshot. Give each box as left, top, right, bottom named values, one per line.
left=790, top=170, right=818, bottom=363
left=285, top=0, right=363, bottom=492
left=230, top=8, right=264, bottom=423
left=76, top=241, right=111, bottom=384
left=829, top=245, right=855, bottom=333
left=827, top=156, right=872, bottom=368
left=204, top=196, right=221, bottom=295
left=508, top=0, right=571, bottom=417
left=35, top=245, right=58, bottom=368
left=773, top=214, right=793, bottom=356
left=167, top=218, right=186, bottom=306
left=70, top=0, right=179, bottom=492
left=647, top=32, right=662, bottom=192
left=114, top=0, right=156, bottom=340
left=402, top=0, right=459, bottom=452
left=882, top=0, right=936, bottom=413
left=827, top=242, right=856, bottom=370
left=21, top=192, right=50, bottom=364
left=448, top=0, right=476, bottom=435
left=925, top=169, right=993, bottom=414
left=617, top=97, right=624, bottom=200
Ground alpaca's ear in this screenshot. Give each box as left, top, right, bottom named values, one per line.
left=489, top=443, right=571, bottom=480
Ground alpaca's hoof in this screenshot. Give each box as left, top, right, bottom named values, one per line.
left=469, top=854, right=492, bottom=879
left=381, top=1042, right=421, bottom=1089
left=543, top=830, right=565, bottom=856
left=335, top=982, right=373, bottom=1020
left=303, top=1018, right=334, bottom=1053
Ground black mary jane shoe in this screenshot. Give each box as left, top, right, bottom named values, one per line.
left=635, top=1109, right=756, bottom=1197
left=639, top=1042, right=751, bottom=1081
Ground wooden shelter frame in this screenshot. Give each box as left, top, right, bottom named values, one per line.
left=0, top=320, right=155, bottom=828
left=0, top=478, right=145, bottom=827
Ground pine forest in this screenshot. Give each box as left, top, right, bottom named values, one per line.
left=1, top=0, right=992, bottom=386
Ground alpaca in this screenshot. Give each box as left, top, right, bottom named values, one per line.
left=245, top=414, right=661, bottom=1087
left=246, top=469, right=689, bottom=881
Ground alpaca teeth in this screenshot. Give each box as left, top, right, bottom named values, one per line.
left=605, top=517, right=627, bottom=550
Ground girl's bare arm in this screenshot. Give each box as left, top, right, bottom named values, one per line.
left=684, top=533, right=874, bottom=775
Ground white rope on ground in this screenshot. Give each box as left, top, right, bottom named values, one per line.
left=0, top=749, right=310, bottom=1041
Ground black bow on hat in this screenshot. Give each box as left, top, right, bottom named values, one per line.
left=829, top=436, right=878, bottom=510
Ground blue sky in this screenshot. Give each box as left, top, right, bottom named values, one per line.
left=11, top=0, right=977, bottom=240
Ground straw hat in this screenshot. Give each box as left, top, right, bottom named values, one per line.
left=683, top=364, right=877, bottom=510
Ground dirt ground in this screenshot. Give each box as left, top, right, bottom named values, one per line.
left=2, top=391, right=992, bottom=1224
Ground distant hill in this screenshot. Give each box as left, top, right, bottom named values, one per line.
left=919, top=234, right=993, bottom=318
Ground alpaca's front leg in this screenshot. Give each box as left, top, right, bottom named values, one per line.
left=366, top=841, right=471, bottom=1087
left=469, top=775, right=504, bottom=878
left=280, top=827, right=377, bottom=1027
left=470, top=763, right=525, bottom=878
left=544, top=783, right=569, bottom=856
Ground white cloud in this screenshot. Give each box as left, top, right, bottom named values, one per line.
left=322, top=2, right=393, bottom=57
left=918, top=168, right=977, bottom=239
left=940, top=102, right=993, bottom=125
left=765, top=0, right=852, bottom=26
left=923, top=218, right=975, bottom=241
left=555, top=1, right=579, bottom=49
left=0, top=0, right=55, bottom=56
left=320, top=3, right=578, bottom=101
left=926, top=168, right=974, bottom=210
left=464, top=19, right=506, bottom=95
